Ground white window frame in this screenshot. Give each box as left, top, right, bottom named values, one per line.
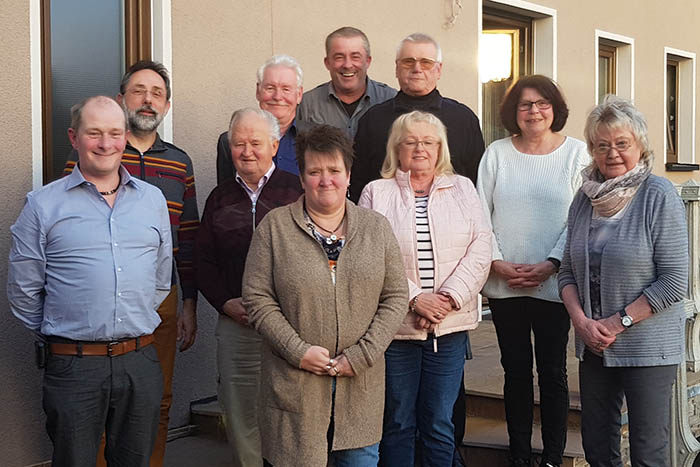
left=29, top=0, right=173, bottom=190
left=594, top=30, right=634, bottom=103
left=478, top=0, right=557, bottom=123
left=664, top=47, right=696, bottom=165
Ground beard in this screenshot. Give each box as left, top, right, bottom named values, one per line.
left=126, top=105, right=164, bottom=133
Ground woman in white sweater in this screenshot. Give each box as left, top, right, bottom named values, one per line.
left=476, top=75, right=589, bottom=467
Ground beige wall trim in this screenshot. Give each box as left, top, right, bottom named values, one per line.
left=30, top=0, right=43, bottom=190
left=152, top=0, right=173, bottom=142
left=594, top=30, right=635, bottom=104
left=664, top=46, right=696, bottom=165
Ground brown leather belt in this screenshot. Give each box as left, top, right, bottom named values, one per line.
left=48, top=334, right=154, bottom=357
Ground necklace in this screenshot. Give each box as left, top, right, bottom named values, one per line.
left=99, top=183, right=120, bottom=196
left=414, top=189, right=426, bottom=194
left=308, top=212, right=346, bottom=244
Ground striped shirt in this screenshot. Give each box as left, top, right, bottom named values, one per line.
left=415, top=195, right=435, bottom=292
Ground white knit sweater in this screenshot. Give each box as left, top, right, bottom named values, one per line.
left=477, top=136, right=590, bottom=302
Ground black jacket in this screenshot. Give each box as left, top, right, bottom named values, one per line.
left=350, top=89, right=484, bottom=201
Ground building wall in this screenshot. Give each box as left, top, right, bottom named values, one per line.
left=0, top=1, right=54, bottom=465
left=2, top=0, right=699, bottom=464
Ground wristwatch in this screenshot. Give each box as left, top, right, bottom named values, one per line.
left=620, top=308, right=634, bottom=328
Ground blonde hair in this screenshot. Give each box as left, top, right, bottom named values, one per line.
left=380, top=110, right=454, bottom=178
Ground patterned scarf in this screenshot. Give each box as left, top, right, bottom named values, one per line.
left=580, top=157, right=652, bottom=217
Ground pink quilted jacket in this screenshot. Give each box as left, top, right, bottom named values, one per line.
left=358, top=169, right=492, bottom=339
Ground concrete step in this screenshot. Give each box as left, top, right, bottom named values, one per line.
left=466, top=390, right=582, bottom=431
left=461, top=416, right=587, bottom=467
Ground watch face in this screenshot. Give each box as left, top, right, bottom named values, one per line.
left=622, top=315, right=633, bottom=327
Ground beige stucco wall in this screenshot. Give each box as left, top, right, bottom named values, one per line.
left=0, top=1, right=54, bottom=465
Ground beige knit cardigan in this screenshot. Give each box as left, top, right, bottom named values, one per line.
left=242, top=197, right=409, bottom=467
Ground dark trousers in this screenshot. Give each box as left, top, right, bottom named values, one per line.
left=490, top=297, right=570, bottom=464
left=43, top=343, right=163, bottom=467
left=579, top=351, right=677, bottom=467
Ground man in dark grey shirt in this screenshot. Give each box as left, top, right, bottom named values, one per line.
left=297, top=26, right=396, bottom=138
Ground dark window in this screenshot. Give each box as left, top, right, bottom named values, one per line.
left=41, top=0, right=151, bottom=183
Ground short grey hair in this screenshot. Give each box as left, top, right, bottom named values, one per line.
left=325, top=26, right=370, bottom=57
left=396, top=33, right=443, bottom=63
left=228, top=108, right=281, bottom=143
left=70, top=95, right=129, bottom=132
left=256, top=54, right=303, bottom=88
left=584, top=95, right=653, bottom=164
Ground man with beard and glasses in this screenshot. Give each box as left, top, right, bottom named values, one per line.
left=63, top=60, right=199, bottom=467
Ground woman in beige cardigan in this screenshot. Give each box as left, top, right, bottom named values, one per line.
left=242, top=124, right=409, bottom=467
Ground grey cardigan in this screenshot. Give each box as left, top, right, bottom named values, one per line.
left=558, top=175, right=688, bottom=367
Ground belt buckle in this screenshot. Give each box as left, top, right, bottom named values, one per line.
left=107, top=341, right=120, bottom=357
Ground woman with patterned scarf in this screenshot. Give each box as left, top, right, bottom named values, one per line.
left=559, top=95, right=688, bottom=467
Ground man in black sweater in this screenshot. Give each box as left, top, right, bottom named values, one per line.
left=350, top=33, right=484, bottom=201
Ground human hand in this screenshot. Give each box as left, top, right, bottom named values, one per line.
left=573, top=316, right=616, bottom=351
left=413, top=293, right=452, bottom=324
left=506, top=261, right=557, bottom=288
left=177, top=298, right=197, bottom=351
left=491, top=260, right=526, bottom=281
left=327, top=354, right=356, bottom=377
left=415, top=316, right=437, bottom=332
left=221, top=298, right=249, bottom=327
left=598, top=314, right=625, bottom=337
left=300, top=346, right=331, bottom=375
left=438, top=292, right=457, bottom=309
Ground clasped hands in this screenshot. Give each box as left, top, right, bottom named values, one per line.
left=413, top=292, right=456, bottom=331
left=301, top=345, right=355, bottom=377
left=492, top=260, right=557, bottom=289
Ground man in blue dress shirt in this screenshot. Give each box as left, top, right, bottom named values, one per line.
left=8, top=95, right=173, bottom=467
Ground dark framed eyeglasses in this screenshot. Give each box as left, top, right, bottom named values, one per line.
left=517, top=99, right=552, bottom=112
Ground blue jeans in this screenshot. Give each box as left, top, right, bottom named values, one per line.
left=380, top=332, right=467, bottom=467
left=330, top=443, right=379, bottom=467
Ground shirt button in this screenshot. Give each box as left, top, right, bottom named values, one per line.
left=118, top=292, right=122, bottom=297
left=117, top=267, right=122, bottom=272
left=117, top=318, right=122, bottom=323
left=114, top=242, right=118, bottom=246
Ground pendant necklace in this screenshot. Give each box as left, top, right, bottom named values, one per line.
left=310, top=213, right=346, bottom=244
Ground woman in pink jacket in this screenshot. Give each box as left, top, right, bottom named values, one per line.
left=359, top=110, right=492, bottom=467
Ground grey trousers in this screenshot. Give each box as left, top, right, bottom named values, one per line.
left=216, top=314, right=263, bottom=467
left=42, top=343, right=163, bottom=467
left=579, top=350, right=677, bottom=467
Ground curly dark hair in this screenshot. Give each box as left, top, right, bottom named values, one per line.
left=500, top=74, right=569, bottom=135
left=295, top=125, right=354, bottom=174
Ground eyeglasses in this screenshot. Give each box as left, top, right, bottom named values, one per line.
left=400, top=139, right=440, bottom=150
left=592, top=140, right=634, bottom=155
left=128, top=87, right=166, bottom=100
left=517, top=99, right=552, bottom=112
left=397, top=57, right=438, bottom=70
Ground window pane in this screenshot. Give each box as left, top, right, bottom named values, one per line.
left=50, top=0, right=124, bottom=181
left=598, top=56, right=610, bottom=103
left=667, top=63, right=677, bottom=156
